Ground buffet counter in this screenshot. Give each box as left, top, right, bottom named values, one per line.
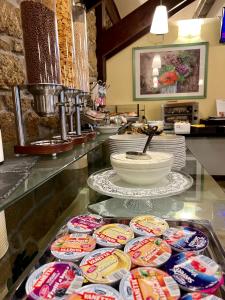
left=0, top=137, right=225, bottom=298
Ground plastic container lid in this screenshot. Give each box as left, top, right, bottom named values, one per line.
left=93, top=223, right=134, bottom=248
left=67, top=214, right=104, bottom=234
left=66, top=284, right=122, bottom=300
left=51, top=233, right=96, bottom=261
left=25, top=262, right=84, bottom=299
left=130, top=215, right=169, bottom=237
left=180, top=292, right=223, bottom=300
left=165, top=252, right=224, bottom=293
left=124, top=236, right=172, bottom=267
left=163, top=226, right=209, bottom=252
left=80, top=248, right=131, bottom=284
left=119, top=267, right=180, bottom=300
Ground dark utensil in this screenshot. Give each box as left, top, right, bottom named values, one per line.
left=126, top=126, right=158, bottom=159
left=117, top=121, right=133, bottom=135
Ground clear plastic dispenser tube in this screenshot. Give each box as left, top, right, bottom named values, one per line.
left=20, top=0, right=61, bottom=84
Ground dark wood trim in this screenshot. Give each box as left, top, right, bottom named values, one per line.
left=83, top=0, right=102, bottom=11
left=95, top=3, right=106, bottom=81
left=193, top=0, right=216, bottom=18
left=100, top=0, right=196, bottom=59
left=105, top=0, right=121, bottom=25
left=14, top=141, right=73, bottom=155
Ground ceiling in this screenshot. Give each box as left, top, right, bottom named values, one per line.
left=114, top=0, right=225, bottom=19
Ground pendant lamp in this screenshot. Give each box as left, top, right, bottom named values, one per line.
left=150, top=1, right=168, bottom=35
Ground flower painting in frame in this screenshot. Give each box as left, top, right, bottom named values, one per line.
left=133, top=42, right=208, bottom=100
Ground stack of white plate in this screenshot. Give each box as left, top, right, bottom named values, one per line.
left=148, top=135, right=186, bottom=170
left=108, top=134, right=148, bottom=154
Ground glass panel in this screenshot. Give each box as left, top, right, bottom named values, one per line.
left=0, top=134, right=109, bottom=212
left=1, top=145, right=225, bottom=299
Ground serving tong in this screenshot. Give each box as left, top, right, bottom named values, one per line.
left=126, top=125, right=158, bottom=160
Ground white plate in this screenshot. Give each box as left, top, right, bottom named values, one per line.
left=87, top=168, right=193, bottom=200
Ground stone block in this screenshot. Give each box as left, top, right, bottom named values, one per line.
left=0, top=111, right=16, bottom=142
left=0, top=0, right=22, bottom=39
left=0, top=38, right=11, bottom=51
left=24, top=110, right=39, bottom=138
left=2, top=95, right=13, bottom=111
left=13, top=40, right=23, bottom=54
left=39, top=116, right=59, bottom=130
left=0, top=52, right=25, bottom=89
left=21, top=97, right=32, bottom=113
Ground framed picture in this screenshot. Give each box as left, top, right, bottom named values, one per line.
left=133, top=42, right=208, bottom=100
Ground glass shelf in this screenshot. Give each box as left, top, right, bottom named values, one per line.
left=0, top=134, right=110, bottom=212
left=1, top=139, right=225, bottom=299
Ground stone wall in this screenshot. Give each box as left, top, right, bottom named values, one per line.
left=0, top=0, right=97, bottom=143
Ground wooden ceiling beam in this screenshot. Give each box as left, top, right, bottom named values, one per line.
left=83, top=0, right=102, bottom=11
left=100, top=0, right=196, bottom=59
left=105, top=0, right=121, bottom=25
left=193, top=0, right=216, bottom=18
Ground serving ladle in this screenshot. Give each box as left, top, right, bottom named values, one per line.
left=126, top=125, right=158, bottom=160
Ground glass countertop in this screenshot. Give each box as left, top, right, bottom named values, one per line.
left=0, top=134, right=109, bottom=212
left=1, top=143, right=225, bottom=299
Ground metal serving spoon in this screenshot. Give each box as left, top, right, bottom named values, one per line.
left=126, top=126, right=158, bottom=160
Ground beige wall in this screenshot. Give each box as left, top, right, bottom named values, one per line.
left=106, top=18, right=225, bottom=120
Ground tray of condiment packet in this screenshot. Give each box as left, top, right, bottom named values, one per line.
left=7, top=218, right=225, bottom=300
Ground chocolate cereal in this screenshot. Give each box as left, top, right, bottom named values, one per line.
left=21, top=1, right=61, bottom=84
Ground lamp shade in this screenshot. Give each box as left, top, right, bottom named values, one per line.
left=150, top=5, right=168, bottom=35
left=152, top=68, right=159, bottom=76
left=152, top=55, right=161, bottom=69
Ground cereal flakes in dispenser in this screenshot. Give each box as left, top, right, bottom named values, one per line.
left=72, top=2, right=90, bottom=92
left=56, top=0, right=76, bottom=87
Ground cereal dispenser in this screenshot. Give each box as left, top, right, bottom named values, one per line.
left=53, top=0, right=85, bottom=144
left=20, top=0, right=62, bottom=116
left=72, top=1, right=95, bottom=139
left=12, top=0, right=73, bottom=155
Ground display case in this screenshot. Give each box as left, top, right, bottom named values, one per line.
left=0, top=135, right=225, bottom=299
left=162, top=102, right=199, bottom=129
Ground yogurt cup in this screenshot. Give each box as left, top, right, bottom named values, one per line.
left=130, top=215, right=169, bottom=237
left=165, top=252, right=224, bottom=294
left=67, top=214, right=104, bottom=234
left=51, top=233, right=96, bottom=261
left=119, top=267, right=180, bottom=300
left=80, top=248, right=131, bottom=284
left=93, top=223, right=134, bottom=248
left=66, top=284, right=122, bottom=300
left=124, top=236, right=172, bottom=267
left=180, top=293, right=223, bottom=300
left=163, top=226, right=209, bottom=253
left=25, top=262, right=84, bottom=299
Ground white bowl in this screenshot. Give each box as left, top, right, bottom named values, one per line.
left=97, top=125, right=120, bottom=134
left=113, top=166, right=172, bottom=185
left=110, top=151, right=174, bottom=186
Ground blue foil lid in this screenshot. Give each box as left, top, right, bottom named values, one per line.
left=180, top=292, right=222, bottom=299
left=165, top=252, right=222, bottom=291
left=163, top=227, right=209, bottom=252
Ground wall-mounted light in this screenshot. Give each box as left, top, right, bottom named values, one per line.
left=178, top=19, right=203, bottom=38
left=150, top=1, right=168, bottom=35
left=152, top=54, right=162, bottom=69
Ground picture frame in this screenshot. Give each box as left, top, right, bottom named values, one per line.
left=133, top=42, right=208, bottom=101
